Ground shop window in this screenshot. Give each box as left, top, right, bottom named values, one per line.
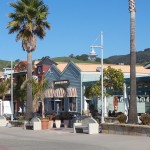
left=50, top=98, right=54, bottom=111
left=55, top=98, right=64, bottom=111
left=68, top=97, right=76, bottom=111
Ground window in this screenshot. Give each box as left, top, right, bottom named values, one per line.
left=68, top=97, right=76, bottom=111
left=55, top=98, right=64, bottom=112
left=38, top=67, right=42, bottom=74
left=50, top=98, right=55, bottom=111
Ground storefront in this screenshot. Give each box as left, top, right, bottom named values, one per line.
left=44, top=61, right=150, bottom=115
left=44, top=80, right=78, bottom=114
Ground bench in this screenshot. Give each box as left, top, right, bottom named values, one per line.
left=73, top=117, right=99, bottom=134
left=9, top=120, right=24, bottom=127
left=0, top=116, right=8, bottom=127
left=24, top=117, right=41, bottom=130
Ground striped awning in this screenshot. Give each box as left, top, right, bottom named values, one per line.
left=54, top=88, right=66, bottom=98
left=67, top=87, right=78, bottom=97
left=44, top=89, right=55, bottom=98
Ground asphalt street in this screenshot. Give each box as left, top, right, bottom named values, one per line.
left=0, top=127, right=150, bottom=150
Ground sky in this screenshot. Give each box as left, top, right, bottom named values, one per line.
left=0, top=0, right=150, bottom=61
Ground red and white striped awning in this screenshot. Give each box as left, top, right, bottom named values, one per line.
left=67, top=87, right=78, bottom=97
left=44, top=89, right=55, bottom=98
left=54, top=88, right=66, bottom=98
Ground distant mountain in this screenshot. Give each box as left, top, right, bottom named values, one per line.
left=0, top=48, right=150, bottom=71
left=105, top=48, right=150, bottom=65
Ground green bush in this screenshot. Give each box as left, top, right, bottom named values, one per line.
left=140, top=114, right=150, bottom=125
left=18, top=115, right=25, bottom=121
left=116, top=113, right=127, bottom=123
left=61, top=112, right=71, bottom=120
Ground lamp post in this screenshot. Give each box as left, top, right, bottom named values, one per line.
left=11, top=60, right=14, bottom=121
left=90, top=32, right=104, bottom=123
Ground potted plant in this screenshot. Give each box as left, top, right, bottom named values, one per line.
left=54, top=114, right=61, bottom=128
left=63, top=112, right=71, bottom=128
left=41, top=117, right=49, bottom=129
left=46, top=114, right=54, bottom=129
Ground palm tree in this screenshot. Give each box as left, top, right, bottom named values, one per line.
left=128, top=0, right=138, bottom=124
left=0, top=79, right=10, bottom=115
left=7, top=0, right=50, bottom=120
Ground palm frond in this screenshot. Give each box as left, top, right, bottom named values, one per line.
left=8, top=0, right=50, bottom=44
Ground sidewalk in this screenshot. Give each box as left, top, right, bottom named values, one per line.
left=0, top=126, right=150, bottom=150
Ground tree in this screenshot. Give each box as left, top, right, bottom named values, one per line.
left=80, top=54, right=89, bottom=61
left=69, top=54, right=74, bottom=58
left=128, top=0, right=138, bottom=124
left=0, top=79, right=10, bottom=115
left=84, top=66, right=124, bottom=98
left=84, top=82, right=100, bottom=99
left=8, top=0, right=50, bottom=120
left=103, top=66, right=124, bottom=95
left=75, top=54, right=89, bottom=61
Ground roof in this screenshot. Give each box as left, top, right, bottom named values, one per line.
left=144, top=63, right=150, bottom=69
left=56, top=62, right=150, bottom=74
left=56, top=62, right=68, bottom=72
left=37, top=57, right=58, bottom=66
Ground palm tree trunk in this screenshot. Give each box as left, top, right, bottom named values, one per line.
left=128, top=0, right=138, bottom=124
left=42, top=100, right=45, bottom=118
left=2, top=96, right=5, bottom=115
left=25, top=51, right=33, bottom=120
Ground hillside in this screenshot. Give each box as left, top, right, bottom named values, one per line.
left=0, top=60, right=11, bottom=71
left=0, top=48, right=150, bottom=71
left=51, top=57, right=99, bottom=64
left=106, top=48, right=150, bottom=65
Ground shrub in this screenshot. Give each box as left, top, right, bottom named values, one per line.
left=45, top=114, right=54, bottom=120
left=140, top=114, right=150, bottom=125
left=62, top=112, right=72, bottom=120
left=116, top=113, right=127, bottom=123
left=18, top=115, right=25, bottom=121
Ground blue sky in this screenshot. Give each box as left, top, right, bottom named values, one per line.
left=0, top=0, right=150, bottom=61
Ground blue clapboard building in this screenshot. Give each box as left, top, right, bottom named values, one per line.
left=42, top=58, right=150, bottom=115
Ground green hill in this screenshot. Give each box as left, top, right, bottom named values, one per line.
left=0, top=60, right=11, bottom=71
left=106, top=48, right=150, bottom=65
left=51, top=57, right=99, bottom=64
left=1, top=48, right=150, bottom=71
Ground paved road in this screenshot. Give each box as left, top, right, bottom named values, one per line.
left=0, top=127, right=150, bottom=150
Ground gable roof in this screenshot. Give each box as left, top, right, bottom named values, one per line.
left=37, top=57, right=58, bottom=66
left=56, top=62, right=68, bottom=72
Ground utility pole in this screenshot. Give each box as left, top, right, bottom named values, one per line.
left=11, top=60, right=14, bottom=121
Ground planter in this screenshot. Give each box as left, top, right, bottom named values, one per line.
left=49, top=120, right=54, bottom=129
left=55, top=120, right=61, bottom=128
left=41, top=118, right=49, bottom=129
left=64, top=120, right=69, bottom=128
left=101, top=123, right=150, bottom=136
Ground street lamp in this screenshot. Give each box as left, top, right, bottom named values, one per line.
left=11, top=60, right=14, bottom=121
left=90, top=32, right=104, bottom=123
